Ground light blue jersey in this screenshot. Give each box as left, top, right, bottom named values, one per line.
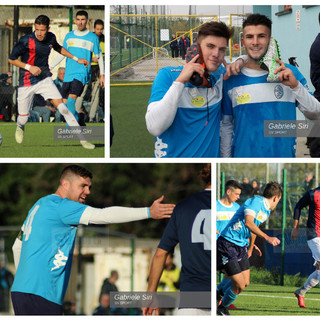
left=63, top=30, right=101, bottom=84
left=11, top=194, right=88, bottom=305
left=149, top=65, right=225, bottom=158
left=216, top=200, right=240, bottom=239
left=220, top=196, right=271, bottom=247
left=222, top=64, right=308, bottom=157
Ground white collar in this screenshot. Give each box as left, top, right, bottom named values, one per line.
left=262, top=197, right=271, bottom=210
left=74, top=29, right=90, bottom=37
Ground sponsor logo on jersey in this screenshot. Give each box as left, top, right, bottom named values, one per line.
left=191, top=96, right=205, bottom=107
left=51, top=248, right=68, bottom=271
left=274, top=85, right=284, bottom=99
left=232, top=220, right=242, bottom=231
left=236, top=93, right=251, bottom=104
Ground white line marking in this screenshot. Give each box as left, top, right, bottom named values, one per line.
left=241, top=293, right=320, bottom=302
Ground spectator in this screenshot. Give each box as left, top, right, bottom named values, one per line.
left=0, top=265, right=14, bottom=313
left=178, top=35, right=190, bottom=60
left=304, top=172, right=314, bottom=192
left=93, top=293, right=111, bottom=315
left=32, top=94, right=54, bottom=122
left=158, top=253, right=180, bottom=292
left=251, top=179, right=261, bottom=196
left=62, top=300, right=76, bottom=315
left=241, top=177, right=253, bottom=200
left=170, top=34, right=179, bottom=58
left=99, top=270, right=119, bottom=298
left=0, top=72, right=14, bottom=122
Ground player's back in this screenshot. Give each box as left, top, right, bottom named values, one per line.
left=159, top=190, right=211, bottom=291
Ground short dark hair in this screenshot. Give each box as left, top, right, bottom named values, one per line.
left=60, top=165, right=92, bottom=184
left=94, top=19, right=104, bottom=28
left=35, top=15, right=50, bottom=28
left=225, top=180, right=243, bottom=191
left=76, top=10, right=88, bottom=19
left=243, top=13, right=272, bottom=32
left=262, top=181, right=283, bottom=198
left=198, top=21, right=234, bottom=43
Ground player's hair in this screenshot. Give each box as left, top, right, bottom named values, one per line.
left=35, top=15, right=50, bottom=28
left=262, top=181, right=283, bottom=198
left=225, top=180, right=243, bottom=192
left=200, top=163, right=211, bottom=186
left=243, top=13, right=272, bottom=32
left=76, top=10, right=88, bottom=19
left=110, top=270, right=118, bottom=277
left=198, top=21, right=234, bottom=43
left=94, top=19, right=104, bottom=28
left=60, top=165, right=92, bottom=184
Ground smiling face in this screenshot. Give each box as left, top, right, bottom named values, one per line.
left=242, top=24, right=271, bottom=64
left=76, top=15, right=88, bottom=32
left=199, top=35, right=228, bottom=72
left=34, top=23, right=49, bottom=41
left=64, top=175, right=92, bottom=204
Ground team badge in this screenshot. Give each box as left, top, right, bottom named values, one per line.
left=274, top=85, right=284, bottom=99
left=191, top=96, right=205, bottom=107
left=236, top=93, right=251, bottom=104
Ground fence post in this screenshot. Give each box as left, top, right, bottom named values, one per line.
left=280, top=169, right=287, bottom=286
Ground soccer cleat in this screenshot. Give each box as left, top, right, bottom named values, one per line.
left=228, top=304, right=238, bottom=310
left=259, top=37, right=281, bottom=82
left=216, top=289, right=223, bottom=308
left=294, top=291, right=306, bottom=308
left=80, top=141, right=95, bottom=150
left=15, top=126, right=24, bottom=144
left=217, top=305, right=230, bottom=316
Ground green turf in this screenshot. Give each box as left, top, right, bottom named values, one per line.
left=223, top=283, right=320, bottom=316
left=110, top=85, right=155, bottom=158
left=0, top=122, right=104, bottom=158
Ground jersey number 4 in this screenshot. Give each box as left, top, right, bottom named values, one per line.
left=191, top=209, right=211, bottom=250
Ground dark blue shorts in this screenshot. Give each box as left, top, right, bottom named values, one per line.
left=11, top=291, right=63, bottom=315
left=217, top=236, right=250, bottom=276
left=61, top=79, right=84, bottom=98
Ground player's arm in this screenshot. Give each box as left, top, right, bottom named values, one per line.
left=223, top=55, right=248, bottom=80
left=96, top=51, right=105, bottom=88
left=291, top=192, right=310, bottom=241
left=220, top=115, right=233, bottom=157
left=244, top=214, right=280, bottom=246
left=12, top=229, right=23, bottom=269
left=143, top=248, right=169, bottom=316
left=8, top=58, right=41, bottom=76
left=79, top=195, right=175, bottom=225
left=58, top=47, right=89, bottom=67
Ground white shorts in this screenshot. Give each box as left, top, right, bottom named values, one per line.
left=17, top=77, right=62, bottom=115
left=176, top=308, right=211, bottom=316
left=307, top=237, right=320, bottom=263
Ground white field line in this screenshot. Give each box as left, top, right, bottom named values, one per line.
left=241, top=293, right=320, bottom=302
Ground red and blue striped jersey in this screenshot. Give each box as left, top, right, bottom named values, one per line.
left=9, top=31, right=61, bottom=87
left=294, top=187, right=320, bottom=240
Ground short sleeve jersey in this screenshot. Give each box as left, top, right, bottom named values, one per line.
left=216, top=200, right=240, bottom=239
left=11, top=194, right=88, bottom=305
left=158, top=190, right=211, bottom=291
left=148, top=66, right=225, bottom=158
left=222, top=65, right=308, bottom=157
left=220, top=196, right=271, bottom=247
left=9, top=32, right=61, bottom=87
left=63, top=30, right=101, bottom=84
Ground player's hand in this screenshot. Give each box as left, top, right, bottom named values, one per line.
left=291, top=228, right=300, bottom=241
left=267, top=236, right=280, bottom=246
left=143, top=307, right=159, bottom=316
left=100, top=74, right=105, bottom=88
left=176, top=54, right=205, bottom=84
left=149, top=195, right=175, bottom=219
left=274, top=59, right=299, bottom=89
left=223, top=58, right=245, bottom=80
left=29, top=66, right=42, bottom=76
left=253, top=244, right=262, bottom=256
left=78, top=58, right=89, bottom=67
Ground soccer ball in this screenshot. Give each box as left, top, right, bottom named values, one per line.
left=0, top=133, right=2, bottom=146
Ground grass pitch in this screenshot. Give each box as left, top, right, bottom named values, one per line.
left=110, top=85, right=154, bottom=158
left=0, top=122, right=104, bottom=158
left=224, top=283, right=320, bottom=316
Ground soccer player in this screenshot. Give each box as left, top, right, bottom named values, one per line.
left=217, top=181, right=282, bottom=315
left=52, top=10, right=105, bottom=123
left=221, top=13, right=320, bottom=158
left=10, top=165, right=175, bottom=315
left=8, top=15, right=95, bottom=149
left=291, top=185, right=320, bottom=308
left=143, top=164, right=211, bottom=315
left=146, top=22, right=246, bottom=158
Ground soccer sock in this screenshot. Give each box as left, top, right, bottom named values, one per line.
left=222, top=279, right=233, bottom=294
left=221, top=287, right=238, bottom=308
left=17, top=114, right=29, bottom=128
left=217, top=278, right=231, bottom=296
left=300, top=270, right=319, bottom=295
left=66, top=97, right=79, bottom=121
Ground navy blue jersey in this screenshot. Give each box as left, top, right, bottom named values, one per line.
left=9, top=32, right=61, bottom=87
left=158, top=190, right=211, bottom=291
left=294, top=187, right=320, bottom=240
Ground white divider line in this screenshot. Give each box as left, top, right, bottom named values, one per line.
left=241, top=293, right=320, bottom=302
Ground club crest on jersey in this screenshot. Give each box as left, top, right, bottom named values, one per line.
left=191, top=96, right=205, bottom=107
left=236, top=93, right=251, bottom=104
left=274, top=85, right=284, bottom=99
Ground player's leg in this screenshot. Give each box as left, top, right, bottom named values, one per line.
left=75, top=84, right=88, bottom=114
left=15, top=86, right=34, bottom=143
left=88, top=79, right=100, bottom=122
